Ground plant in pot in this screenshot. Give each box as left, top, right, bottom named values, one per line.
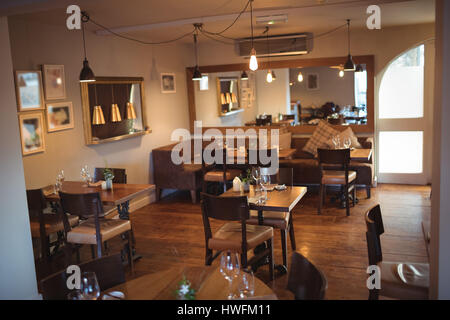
left=103, top=168, right=115, bottom=190
left=239, top=169, right=252, bottom=192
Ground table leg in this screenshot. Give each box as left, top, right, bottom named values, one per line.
left=118, top=201, right=142, bottom=263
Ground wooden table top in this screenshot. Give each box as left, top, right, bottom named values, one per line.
left=227, top=148, right=296, bottom=160
left=350, top=148, right=372, bottom=161
left=43, top=181, right=155, bottom=206
left=104, top=266, right=276, bottom=300
left=221, top=185, right=307, bottom=212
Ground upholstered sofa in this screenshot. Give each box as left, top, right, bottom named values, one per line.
left=280, top=136, right=374, bottom=198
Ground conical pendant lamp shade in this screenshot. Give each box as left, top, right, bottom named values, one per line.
left=241, top=71, right=249, bottom=80
left=344, top=54, right=355, bottom=71
left=111, top=104, right=122, bottom=122
left=231, top=93, right=237, bottom=103
left=226, top=93, right=231, bottom=104
left=80, top=59, right=95, bottom=82
left=126, top=102, right=137, bottom=120
left=92, top=105, right=105, bottom=125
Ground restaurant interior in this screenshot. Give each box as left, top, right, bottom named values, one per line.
left=1, top=0, right=450, bottom=301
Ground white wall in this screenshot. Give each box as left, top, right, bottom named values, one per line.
left=255, top=68, right=290, bottom=118
left=0, top=16, right=39, bottom=300
left=8, top=16, right=193, bottom=189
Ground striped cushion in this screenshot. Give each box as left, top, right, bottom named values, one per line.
left=303, top=121, right=339, bottom=156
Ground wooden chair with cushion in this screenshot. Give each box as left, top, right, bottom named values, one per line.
left=287, top=252, right=327, bottom=300
left=26, top=189, right=79, bottom=265
left=202, top=147, right=241, bottom=194
left=365, top=204, right=429, bottom=300
left=40, top=253, right=125, bottom=300
left=317, top=148, right=356, bottom=216
left=200, top=193, right=274, bottom=280
left=246, top=167, right=296, bottom=270
left=94, top=168, right=127, bottom=217
left=58, top=191, right=133, bottom=273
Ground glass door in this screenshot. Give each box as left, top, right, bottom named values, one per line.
left=377, top=43, right=433, bottom=184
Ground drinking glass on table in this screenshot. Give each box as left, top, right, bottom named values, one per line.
left=259, top=172, right=271, bottom=204
left=238, top=269, right=255, bottom=298
left=81, top=165, right=89, bottom=186
left=80, top=272, right=100, bottom=300
left=332, top=135, right=341, bottom=149
left=219, top=251, right=240, bottom=300
left=343, top=137, right=351, bottom=149
left=251, top=167, right=261, bottom=192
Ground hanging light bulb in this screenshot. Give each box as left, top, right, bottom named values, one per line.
left=297, top=71, right=303, bottom=82
left=266, top=70, right=273, bottom=83
left=339, top=69, right=345, bottom=78
left=79, top=12, right=95, bottom=82
left=248, top=0, right=258, bottom=71
left=343, top=19, right=355, bottom=71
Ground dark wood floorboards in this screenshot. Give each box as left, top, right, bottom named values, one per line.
left=39, top=183, right=430, bottom=300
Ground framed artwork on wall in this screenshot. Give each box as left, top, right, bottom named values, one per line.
left=42, top=64, right=66, bottom=100
left=161, top=73, right=176, bottom=93
left=307, top=73, right=319, bottom=90
left=18, top=112, right=46, bottom=156
left=15, top=70, right=45, bottom=111
left=46, top=101, right=74, bottom=132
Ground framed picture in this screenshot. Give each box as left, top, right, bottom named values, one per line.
left=161, top=73, right=176, bottom=93
left=307, top=73, right=319, bottom=90
left=18, top=112, right=46, bottom=156
left=15, top=70, right=44, bottom=111
left=46, top=101, right=74, bottom=132
left=42, top=65, right=66, bottom=100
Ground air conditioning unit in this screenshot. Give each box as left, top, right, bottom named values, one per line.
left=236, top=33, right=313, bottom=58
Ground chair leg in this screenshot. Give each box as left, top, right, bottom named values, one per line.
left=190, top=190, right=197, bottom=204
left=352, top=185, right=356, bottom=207
left=104, top=241, right=108, bottom=255
left=241, top=251, right=248, bottom=269
left=267, top=239, right=274, bottom=280
left=345, top=184, right=350, bottom=216
left=288, top=214, right=296, bottom=250
left=366, top=185, right=371, bottom=199
left=156, top=187, right=162, bottom=201
left=280, top=230, right=288, bottom=269
left=368, top=289, right=379, bottom=300
left=127, top=231, right=134, bottom=275
left=90, top=245, right=96, bottom=259
left=318, top=184, right=324, bottom=214
left=205, top=248, right=213, bottom=265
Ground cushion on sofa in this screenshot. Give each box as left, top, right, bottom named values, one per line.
left=302, top=121, right=339, bottom=157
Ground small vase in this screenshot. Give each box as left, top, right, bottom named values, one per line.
left=105, top=179, right=113, bottom=190
left=241, top=182, right=250, bottom=192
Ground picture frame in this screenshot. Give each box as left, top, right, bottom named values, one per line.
left=15, top=70, right=45, bottom=111
left=42, top=64, right=66, bottom=100
left=161, top=73, right=176, bottom=93
left=46, top=101, right=74, bottom=132
left=307, top=73, right=320, bottom=90
left=18, top=112, right=46, bottom=156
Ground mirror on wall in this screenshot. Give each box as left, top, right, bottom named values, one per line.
left=217, top=77, right=241, bottom=116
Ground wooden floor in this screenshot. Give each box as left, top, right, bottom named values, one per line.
left=39, top=183, right=430, bottom=300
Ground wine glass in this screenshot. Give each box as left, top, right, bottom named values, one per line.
left=81, top=165, right=90, bottom=186
left=238, top=269, right=255, bottom=298
left=259, top=172, right=271, bottom=204
left=219, top=251, right=240, bottom=300
left=251, top=167, right=260, bottom=192
left=80, top=272, right=100, bottom=300
left=332, top=135, right=340, bottom=149
left=343, top=137, right=351, bottom=149
left=58, top=170, right=65, bottom=182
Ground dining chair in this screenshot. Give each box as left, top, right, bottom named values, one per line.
left=365, top=204, right=429, bottom=300
left=246, top=167, right=297, bottom=269
left=40, top=253, right=125, bottom=300
left=202, top=147, right=241, bottom=194
left=26, top=189, right=79, bottom=265
left=58, top=191, right=133, bottom=273
left=317, top=148, right=356, bottom=216
left=286, top=252, right=327, bottom=300
left=200, top=193, right=274, bottom=280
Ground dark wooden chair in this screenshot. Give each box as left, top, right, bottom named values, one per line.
left=94, top=168, right=127, bottom=184
left=200, top=193, right=274, bottom=280
left=286, top=252, right=327, bottom=300
left=365, top=204, right=429, bottom=300
left=202, top=147, right=241, bottom=194
left=317, top=148, right=356, bottom=216
left=247, top=168, right=296, bottom=269
left=58, top=191, right=133, bottom=273
left=26, top=189, right=79, bottom=265
left=40, top=253, right=125, bottom=300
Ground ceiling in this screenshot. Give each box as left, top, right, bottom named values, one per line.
left=5, top=0, right=435, bottom=44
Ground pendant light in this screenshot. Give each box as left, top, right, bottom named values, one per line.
left=339, top=69, right=345, bottom=78
left=344, top=19, right=355, bottom=71
left=79, top=12, right=96, bottom=82
left=248, top=0, right=258, bottom=71
left=265, top=26, right=275, bottom=83
left=126, top=86, right=137, bottom=120
left=297, top=71, right=303, bottom=82
left=266, top=71, right=273, bottom=83
left=241, top=71, right=249, bottom=81
left=192, top=25, right=202, bottom=81
left=92, top=85, right=105, bottom=125
left=110, top=85, right=122, bottom=122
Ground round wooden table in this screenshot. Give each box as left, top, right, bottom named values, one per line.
left=105, top=266, right=277, bottom=300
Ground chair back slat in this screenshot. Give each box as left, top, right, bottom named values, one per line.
left=94, top=168, right=127, bottom=184
left=365, top=204, right=384, bottom=265
left=200, top=193, right=249, bottom=221
left=58, top=192, right=104, bottom=219
left=26, top=189, right=47, bottom=218
left=317, top=148, right=350, bottom=166
left=287, top=252, right=327, bottom=300
left=40, top=253, right=125, bottom=300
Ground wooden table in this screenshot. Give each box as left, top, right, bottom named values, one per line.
left=104, top=266, right=277, bottom=300
left=44, top=181, right=155, bottom=220
left=221, top=185, right=307, bottom=273
left=226, top=148, right=297, bottom=161
left=350, top=148, right=372, bottom=161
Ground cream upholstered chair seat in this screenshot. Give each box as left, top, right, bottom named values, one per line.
left=321, top=170, right=356, bottom=184
left=247, top=210, right=290, bottom=229
left=67, top=218, right=131, bottom=245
